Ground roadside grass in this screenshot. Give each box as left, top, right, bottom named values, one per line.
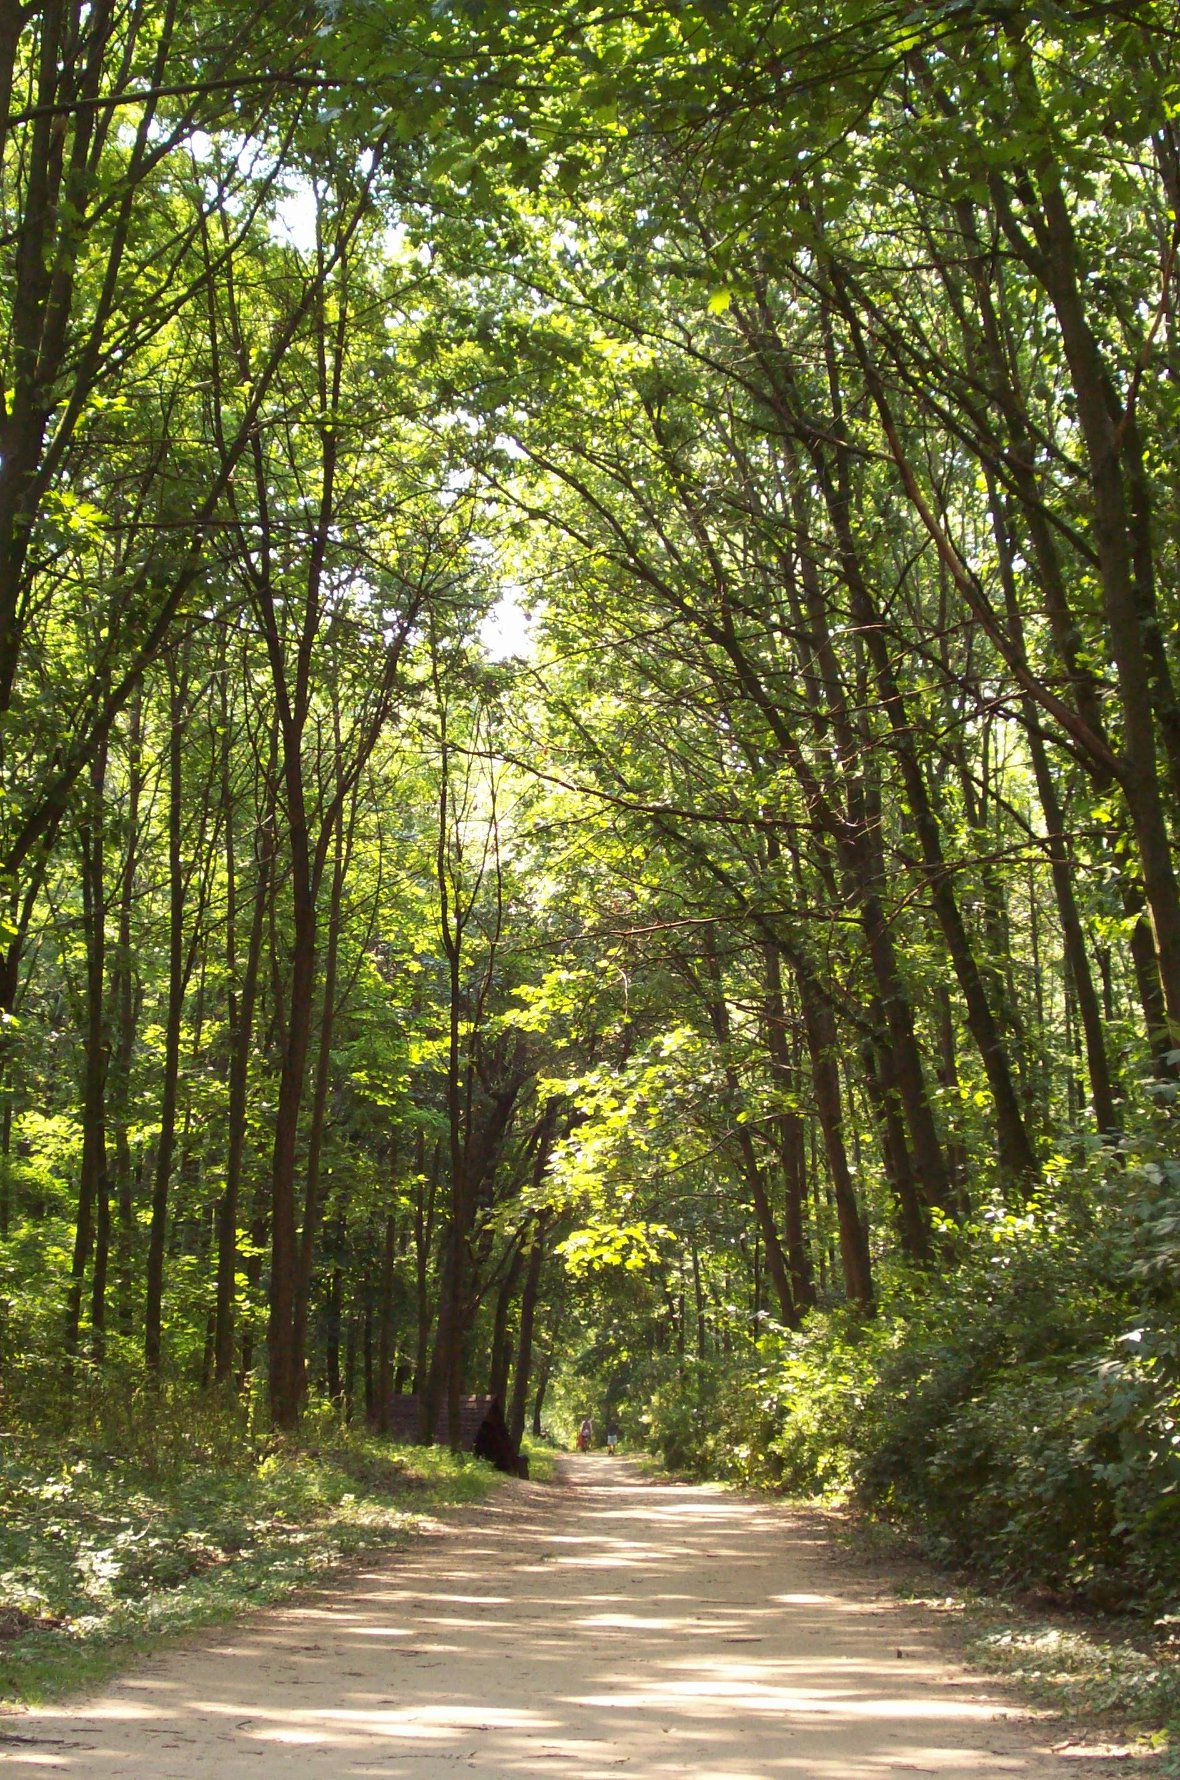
left=517, top=1434, right=559, bottom=1483
left=0, top=1409, right=501, bottom=1707
left=965, top=1608, right=1180, bottom=1772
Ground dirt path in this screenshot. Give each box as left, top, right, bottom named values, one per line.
left=0, top=1457, right=1116, bottom=1778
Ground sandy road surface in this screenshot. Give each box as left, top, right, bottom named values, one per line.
left=0, top=1457, right=1112, bottom=1779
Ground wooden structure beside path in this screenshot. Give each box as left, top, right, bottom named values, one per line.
left=384, top=1393, right=526, bottom=1475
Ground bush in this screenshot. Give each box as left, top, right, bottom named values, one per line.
left=644, top=1136, right=1180, bottom=1614
left=645, top=1359, right=726, bottom=1474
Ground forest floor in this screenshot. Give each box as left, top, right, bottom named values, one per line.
left=0, top=1423, right=500, bottom=1707
left=0, top=1453, right=1159, bottom=1779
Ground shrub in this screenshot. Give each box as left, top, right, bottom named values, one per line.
left=645, top=1135, right=1180, bottom=1613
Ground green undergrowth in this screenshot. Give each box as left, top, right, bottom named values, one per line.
left=0, top=1387, right=500, bottom=1705
left=517, top=1434, right=559, bottom=1483
left=969, top=1613, right=1180, bottom=1767
left=645, top=1137, right=1180, bottom=1610
left=921, top=1579, right=1180, bottom=1771
left=639, top=1131, right=1180, bottom=1760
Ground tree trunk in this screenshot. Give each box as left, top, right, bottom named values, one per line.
left=110, top=688, right=142, bottom=1337
left=1007, top=139, right=1180, bottom=1039
left=325, top=1234, right=344, bottom=1403
left=375, top=1209, right=397, bottom=1435
left=701, top=941, right=798, bottom=1326
left=508, top=1216, right=546, bottom=1449
left=796, top=967, right=873, bottom=1308
left=145, top=666, right=186, bottom=1374
left=863, top=1034, right=929, bottom=1262
left=802, top=410, right=1038, bottom=1190
left=762, top=946, right=815, bottom=1312
left=1027, top=735, right=1119, bottom=1133
left=214, top=747, right=273, bottom=1385
left=413, top=1136, right=440, bottom=1393
left=989, top=491, right=1120, bottom=1133
left=265, top=758, right=317, bottom=1427
left=66, top=740, right=109, bottom=1365
left=488, top=1235, right=525, bottom=1401
left=0, top=1089, right=10, bottom=1239
left=293, top=791, right=352, bottom=1400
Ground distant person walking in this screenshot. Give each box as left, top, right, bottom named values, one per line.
left=606, top=1417, right=619, bottom=1455
left=577, top=1416, right=592, bottom=1452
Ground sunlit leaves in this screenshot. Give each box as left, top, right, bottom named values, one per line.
left=557, top=1218, right=674, bottom=1277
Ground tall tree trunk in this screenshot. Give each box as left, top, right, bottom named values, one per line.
left=265, top=760, right=316, bottom=1428
left=66, top=740, right=109, bottom=1365
left=762, top=946, right=815, bottom=1312
left=795, top=966, right=873, bottom=1308
left=700, top=946, right=799, bottom=1327
left=1027, top=737, right=1119, bottom=1133
left=992, top=114, right=1180, bottom=1039
left=413, top=1135, right=439, bottom=1393
left=90, top=1172, right=110, bottom=1364
left=294, top=790, right=352, bottom=1400
left=862, top=1033, right=929, bottom=1262
left=0, top=1087, right=10, bottom=1239
left=989, top=492, right=1120, bottom=1133
left=855, top=885, right=955, bottom=1217
left=716, top=579, right=955, bottom=1218
left=214, top=740, right=274, bottom=1385
left=425, top=711, right=474, bottom=1451
left=508, top=1215, right=546, bottom=1450
left=237, top=1175, right=270, bottom=1393
left=375, top=1208, right=397, bottom=1435
left=797, top=408, right=1038, bottom=1190
left=488, top=1235, right=525, bottom=1402
left=424, top=1222, right=463, bottom=1447
left=934, top=985, right=968, bottom=1206
left=110, top=687, right=142, bottom=1337
left=145, top=665, right=186, bottom=1374
left=363, top=1276, right=375, bottom=1422
left=343, top=1309, right=357, bottom=1422
left=325, top=1252, right=343, bottom=1403
left=531, top=1299, right=561, bottom=1440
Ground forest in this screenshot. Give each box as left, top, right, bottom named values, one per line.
left=2, top=0, right=1180, bottom=1687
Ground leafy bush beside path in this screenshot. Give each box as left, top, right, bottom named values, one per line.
left=645, top=1137, right=1180, bottom=1613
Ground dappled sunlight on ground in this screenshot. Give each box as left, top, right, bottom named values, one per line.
left=0, top=1457, right=1094, bottom=1777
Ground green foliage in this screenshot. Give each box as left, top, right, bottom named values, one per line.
left=557, top=1219, right=674, bottom=1277
left=643, top=1358, right=729, bottom=1476
left=972, top=1620, right=1180, bottom=1752
left=517, top=1434, right=559, bottom=1482
left=643, top=1139, right=1180, bottom=1614
left=0, top=1389, right=498, bottom=1704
